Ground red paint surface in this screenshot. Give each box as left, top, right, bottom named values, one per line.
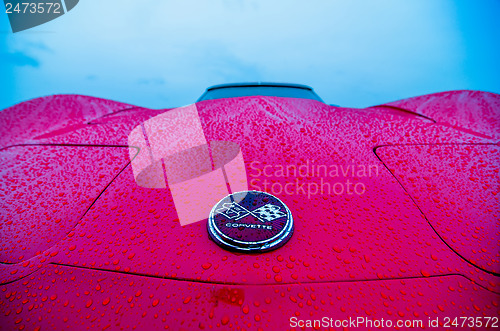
left=378, top=144, right=499, bottom=274
left=0, top=145, right=131, bottom=264
left=0, top=90, right=499, bottom=329
left=1, top=264, right=498, bottom=330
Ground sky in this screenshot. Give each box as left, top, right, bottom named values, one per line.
left=1, top=0, right=499, bottom=110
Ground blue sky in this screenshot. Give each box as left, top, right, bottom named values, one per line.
left=1, top=0, right=499, bottom=110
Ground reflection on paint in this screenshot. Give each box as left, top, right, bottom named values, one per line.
left=128, top=104, right=248, bottom=226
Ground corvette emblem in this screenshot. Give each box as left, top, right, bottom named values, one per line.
left=207, top=191, right=294, bottom=252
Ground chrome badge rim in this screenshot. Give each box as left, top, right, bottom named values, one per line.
left=207, top=191, right=294, bottom=252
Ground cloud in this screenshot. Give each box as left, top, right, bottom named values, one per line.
left=0, top=51, right=39, bottom=67
left=137, top=78, right=166, bottom=85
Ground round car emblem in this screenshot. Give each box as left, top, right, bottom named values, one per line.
left=207, top=191, right=294, bottom=252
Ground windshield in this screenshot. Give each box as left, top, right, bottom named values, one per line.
left=198, top=83, right=323, bottom=102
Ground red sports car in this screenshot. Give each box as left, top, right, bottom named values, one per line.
left=0, top=83, right=499, bottom=330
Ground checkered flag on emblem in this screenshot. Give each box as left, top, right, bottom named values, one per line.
left=251, top=204, right=287, bottom=222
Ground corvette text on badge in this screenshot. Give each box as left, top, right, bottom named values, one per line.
left=208, top=191, right=294, bottom=253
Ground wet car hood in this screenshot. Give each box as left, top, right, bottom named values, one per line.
left=0, top=92, right=498, bottom=293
